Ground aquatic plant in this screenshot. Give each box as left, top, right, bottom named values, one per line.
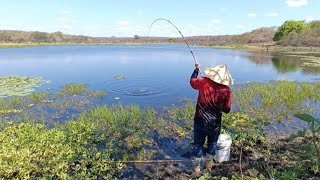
left=294, top=114, right=320, bottom=174
left=42, top=100, right=53, bottom=103
left=233, top=81, right=320, bottom=122
left=0, top=122, right=124, bottom=179
left=0, top=109, right=22, bottom=116
left=114, top=75, right=127, bottom=80
left=166, top=99, right=194, bottom=129
left=0, top=77, right=49, bottom=98
left=28, top=92, right=48, bottom=103
left=86, top=91, right=107, bottom=98
left=9, top=97, right=22, bottom=107
left=60, top=83, right=88, bottom=96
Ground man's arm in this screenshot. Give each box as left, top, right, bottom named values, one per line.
left=191, top=68, right=199, bottom=78
left=190, top=63, right=203, bottom=90
left=190, top=68, right=201, bottom=89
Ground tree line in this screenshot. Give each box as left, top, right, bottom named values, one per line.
left=0, top=31, right=92, bottom=43
left=274, top=20, right=320, bottom=47
left=0, top=28, right=276, bottom=46
left=1, top=20, right=320, bottom=47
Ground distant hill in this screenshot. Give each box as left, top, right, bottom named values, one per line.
left=0, top=27, right=276, bottom=46
left=0, top=30, right=93, bottom=43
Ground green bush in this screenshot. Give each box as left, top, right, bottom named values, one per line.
left=0, top=122, right=123, bottom=179
left=0, top=123, right=73, bottom=179
left=273, top=20, right=309, bottom=41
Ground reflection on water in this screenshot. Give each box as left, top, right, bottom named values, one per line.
left=0, top=45, right=320, bottom=106
left=244, top=51, right=320, bottom=76
left=272, top=53, right=320, bottom=75
left=247, top=52, right=272, bottom=65
left=271, top=56, right=298, bottom=73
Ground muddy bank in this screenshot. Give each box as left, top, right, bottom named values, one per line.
left=119, top=134, right=320, bottom=179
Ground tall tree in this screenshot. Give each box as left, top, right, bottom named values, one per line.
left=273, top=20, right=308, bottom=41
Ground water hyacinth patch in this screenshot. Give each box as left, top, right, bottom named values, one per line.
left=0, top=77, right=49, bottom=98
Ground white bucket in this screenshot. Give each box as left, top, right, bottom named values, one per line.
left=213, top=134, right=232, bottom=163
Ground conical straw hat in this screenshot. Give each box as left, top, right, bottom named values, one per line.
left=204, top=64, right=234, bottom=86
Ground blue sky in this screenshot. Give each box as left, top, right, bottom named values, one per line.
left=0, top=0, right=319, bottom=37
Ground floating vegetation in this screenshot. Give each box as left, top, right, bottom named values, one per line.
left=28, top=92, right=49, bottom=103
left=61, top=83, right=88, bottom=96
left=0, top=109, right=22, bottom=116
left=0, top=77, right=49, bottom=98
left=57, top=83, right=108, bottom=99
left=233, top=81, right=320, bottom=122
left=42, top=100, right=53, bottom=103
left=114, top=75, right=127, bottom=80
left=301, top=58, right=320, bottom=67
left=286, top=54, right=320, bottom=68
left=86, top=91, right=107, bottom=98
left=9, top=97, right=22, bottom=107
left=0, top=122, right=124, bottom=179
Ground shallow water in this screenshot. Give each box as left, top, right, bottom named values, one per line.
left=0, top=45, right=320, bottom=107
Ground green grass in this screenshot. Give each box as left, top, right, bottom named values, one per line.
left=233, top=81, right=320, bottom=122
left=61, top=83, right=88, bottom=96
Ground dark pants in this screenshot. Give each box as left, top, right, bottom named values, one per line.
left=193, top=121, right=221, bottom=158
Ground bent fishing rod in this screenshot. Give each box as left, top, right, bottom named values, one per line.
left=146, top=18, right=203, bottom=76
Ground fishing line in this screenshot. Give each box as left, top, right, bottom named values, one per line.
left=146, top=18, right=202, bottom=76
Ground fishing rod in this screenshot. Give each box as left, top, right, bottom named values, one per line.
left=146, top=18, right=203, bottom=76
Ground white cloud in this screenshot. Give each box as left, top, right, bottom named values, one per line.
left=116, top=21, right=129, bottom=26
left=286, top=0, right=308, bottom=7
left=211, top=19, right=221, bottom=24
left=248, top=13, right=256, bottom=17
left=265, top=12, right=279, bottom=17
left=305, top=16, right=314, bottom=22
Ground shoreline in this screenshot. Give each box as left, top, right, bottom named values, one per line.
left=1, top=42, right=320, bottom=52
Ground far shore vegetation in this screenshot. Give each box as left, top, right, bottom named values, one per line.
left=1, top=20, right=320, bottom=52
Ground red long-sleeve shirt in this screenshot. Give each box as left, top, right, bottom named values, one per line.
left=190, top=69, right=232, bottom=125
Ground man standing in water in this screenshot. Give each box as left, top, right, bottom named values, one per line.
left=190, top=63, right=233, bottom=174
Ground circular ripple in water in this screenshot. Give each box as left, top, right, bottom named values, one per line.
left=108, top=79, right=167, bottom=96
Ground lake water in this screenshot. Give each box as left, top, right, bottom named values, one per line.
left=1, top=45, right=320, bottom=107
